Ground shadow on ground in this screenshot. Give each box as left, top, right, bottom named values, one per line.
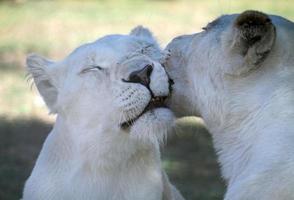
left=164, top=118, right=225, bottom=199
left=0, top=117, right=225, bottom=200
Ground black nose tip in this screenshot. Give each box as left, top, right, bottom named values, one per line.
left=128, top=64, right=153, bottom=86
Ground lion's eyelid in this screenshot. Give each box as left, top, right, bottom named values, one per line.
left=80, top=66, right=104, bottom=74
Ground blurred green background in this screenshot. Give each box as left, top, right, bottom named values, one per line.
left=0, top=0, right=293, bottom=199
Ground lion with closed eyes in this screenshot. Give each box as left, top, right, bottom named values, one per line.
left=22, top=26, right=184, bottom=200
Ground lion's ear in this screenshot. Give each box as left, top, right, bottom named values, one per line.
left=27, top=53, right=58, bottom=113
left=130, top=26, right=157, bottom=44
left=230, top=10, right=276, bottom=76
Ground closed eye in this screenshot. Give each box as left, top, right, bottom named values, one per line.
left=80, top=66, right=104, bottom=74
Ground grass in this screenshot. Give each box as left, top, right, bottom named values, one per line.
left=0, top=0, right=293, bottom=199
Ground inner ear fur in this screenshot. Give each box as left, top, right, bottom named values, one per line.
left=27, top=53, right=58, bottom=113
left=230, top=10, right=276, bottom=75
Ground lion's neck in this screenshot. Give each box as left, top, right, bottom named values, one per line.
left=29, top=116, right=163, bottom=200
left=204, top=89, right=294, bottom=185
left=44, top=115, right=160, bottom=172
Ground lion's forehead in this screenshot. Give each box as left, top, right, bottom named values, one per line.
left=204, top=14, right=235, bottom=32
left=66, top=34, right=159, bottom=70
left=196, top=14, right=294, bottom=44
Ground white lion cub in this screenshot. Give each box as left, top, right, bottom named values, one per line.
left=23, top=26, right=184, bottom=200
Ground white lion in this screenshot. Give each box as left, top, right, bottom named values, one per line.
left=23, top=26, right=184, bottom=200
left=165, top=10, right=294, bottom=200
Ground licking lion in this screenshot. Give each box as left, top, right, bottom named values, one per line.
left=165, top=10, right=294, bottom=200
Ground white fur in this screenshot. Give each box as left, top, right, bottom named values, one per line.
left=23, top=26, right=184, bottom=200
left=166, top=13, right=294, bottom=200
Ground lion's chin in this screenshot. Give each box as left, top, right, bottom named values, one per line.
left=120, top=96, right=168, bottom=129
left=128, top=108, right=175, bottom=144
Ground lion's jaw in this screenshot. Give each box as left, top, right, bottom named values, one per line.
left=24, top=27, right=175, bottom=200
left=166, top=11, right=294, bottom=191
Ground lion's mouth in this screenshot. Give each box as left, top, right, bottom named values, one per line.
left=120, top=96, right=167, bottom=129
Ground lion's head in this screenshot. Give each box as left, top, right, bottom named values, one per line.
left=165, top=10, right=294, bottom=130
left=27, top=26, right=174, bottom=144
